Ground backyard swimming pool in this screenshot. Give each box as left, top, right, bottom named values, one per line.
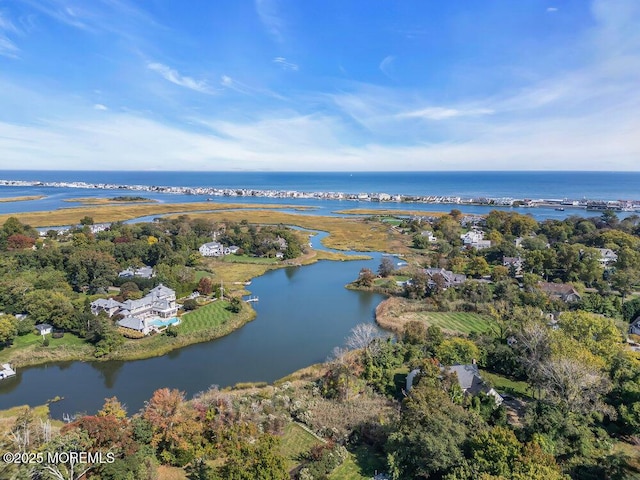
left=148, top=317, right=180, bottom=328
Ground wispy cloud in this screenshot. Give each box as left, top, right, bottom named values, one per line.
left=0, top=12, right=20, bottom=58
left=399, top=107, right=494, bottom=120
left=255, top=0, right=284, bottom=42
left=148, top=62, right=214, bottom=94
left=273, top=57, right=298, bottom=71
left=379, top=55, right=395, bottom=78
left=93, top=103, right=108, bottom=111
left=547, top=7, right=558, bottom=13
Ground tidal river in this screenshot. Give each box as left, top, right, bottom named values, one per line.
left=0, top=232, right=386, bottom=419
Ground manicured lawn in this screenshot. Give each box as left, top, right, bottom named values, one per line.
left=179, top=301, right=236, bottom=334
left=329, top=445, right=387, bottom=480
left=8, top=331, right=86, bottom=350
left=280, top=422, right=323, bottom=471
left=415, top=311, right=494, bottom=335
left=480, top=370, right=533, bottom=399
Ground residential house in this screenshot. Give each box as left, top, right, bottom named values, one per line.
left=446, top=364, right=503, bottom=405
left=118, top=265, right=154, bottom=279
left=424, top=268, right=467, bottom=288
left=537, top=282, right=581, bottom=303
left=596, top=248, right=618, bottom=267
left=461, top=229, right=491, bottom=250
left=405, top=364, right=503, bottom=406
left=199, top=241, right=224, bottom=257
left=91, top=298, right=125, bottom=317
left=420, top=230, right=438, bottom=243
left=502, top=256, right=524, bottom=276
left=34, top=323, right=53, bottom=336
left=90, top=284, right=178, bottom=320
left=117, top=316, right=152, bottom=336
left=629, top=316, right=640, bottom=336
left=224, top=245, right=240, bottom=255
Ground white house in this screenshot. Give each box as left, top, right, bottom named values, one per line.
left=461, top=229, right=491, bottom=250
left=199, top=241, right=224, bottom=257
left=90, top=284, right=178, bottom=320
left=596, top=248, right=618, bottom=267
left=420, top=230, right=438, bottom=243
left=34, top=323, right=53, bottom=336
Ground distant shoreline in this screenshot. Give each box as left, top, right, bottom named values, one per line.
left=1, top=178, right=638, bottom=212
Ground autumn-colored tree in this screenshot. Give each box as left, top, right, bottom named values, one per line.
left=143, top=388, right=203, bottom=465
left=6, top=234, right=35, bottom=250
left=197, top=276, right=214, bottom=295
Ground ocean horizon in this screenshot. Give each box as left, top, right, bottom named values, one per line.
left=1, top=170, right=639, bottom=201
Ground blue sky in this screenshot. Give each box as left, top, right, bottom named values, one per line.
left=0, top=0, right=638, bottom=171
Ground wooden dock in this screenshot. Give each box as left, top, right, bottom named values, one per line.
left=244, top=296, right=259, bottom=303
left=0, top=363, right=16, bottom=380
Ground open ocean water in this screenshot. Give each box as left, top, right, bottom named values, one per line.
left=0, top=170, right=639, bottom=200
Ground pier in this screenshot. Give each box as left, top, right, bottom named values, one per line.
left=244, top=296, right=259, bottom=303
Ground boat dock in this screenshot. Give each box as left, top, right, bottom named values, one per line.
left=244, top=296, right=259, bottom=303
left=0, top=363, right=16, bottom=380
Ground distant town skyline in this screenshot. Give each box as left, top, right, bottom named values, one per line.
left=0, top=0, right=638, bottom=171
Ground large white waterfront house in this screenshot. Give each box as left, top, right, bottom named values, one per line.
left=91, top=284, right=177, bottom=319
left=199, top=242, right=240, bottom=257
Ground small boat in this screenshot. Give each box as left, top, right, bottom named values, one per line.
left=555, top=207, right=565, bottom=211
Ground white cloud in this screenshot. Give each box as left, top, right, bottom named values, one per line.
left=273, top=57, right=298, bottom=71
left=147, top=62, right=213, bottom=94
left=93, top=103, right=108, bottom=111
left=379, top=55, right=395, bottom=78
left=255, top=0, right=284, bottom=42
left=547, top=7, right=558, bottom=13
left=399, top=107, right=494, bottom=120
left=0, top=36, right=19, bottom=58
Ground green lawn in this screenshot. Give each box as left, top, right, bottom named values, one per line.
left=194, top=270, right=211, bottom=281
left=280, top=422, right=323, bottom=471
left=329, top=445, right=387, bottom=480
left=480, top=370, right=533, bottom=399
left=179, top=301, right=236, bottom=334
left=222, top=254, right=280, bottom=265
left=8, top=331, right=86, bottom=350
left=416, top=311, right=494, bottom=335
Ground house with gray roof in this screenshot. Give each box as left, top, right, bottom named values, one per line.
left=405, top=364, right=503, bottom=406
left=537, top=282, right=581, bottom=303
left=90, top=283, right=178, bottom=320
left=118, top=265, right=154, bottom=279
left=35, top=323, right=53, bottom=336
left=424, top=268, right=466, bottom=288
left=117, top=316, right=151, bottom=335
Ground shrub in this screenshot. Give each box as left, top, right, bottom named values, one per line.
left=42, top=336, right=50, bottom=347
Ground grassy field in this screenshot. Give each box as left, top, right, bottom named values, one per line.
left=329, top=445, right=387, bottom=480
left=414, top=312, right=494, bottom=334
left=178, top=300, right=236, bottom=334
left=0, top=201, right=312, bottom=228
left=222, top=254, right=280, bottom=265
left=0, top=331, right=94, bottom=366
left=480, top=370, right=533, bottom=399
left=0, top=195, right=45, bottom=203
left=280, top=422, right=324, bottom=471
left=186, top=210, right=408, bottom=253
left=375, top=297, right=494, bottom=335
left=334, top=208, right=448, bottom=217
